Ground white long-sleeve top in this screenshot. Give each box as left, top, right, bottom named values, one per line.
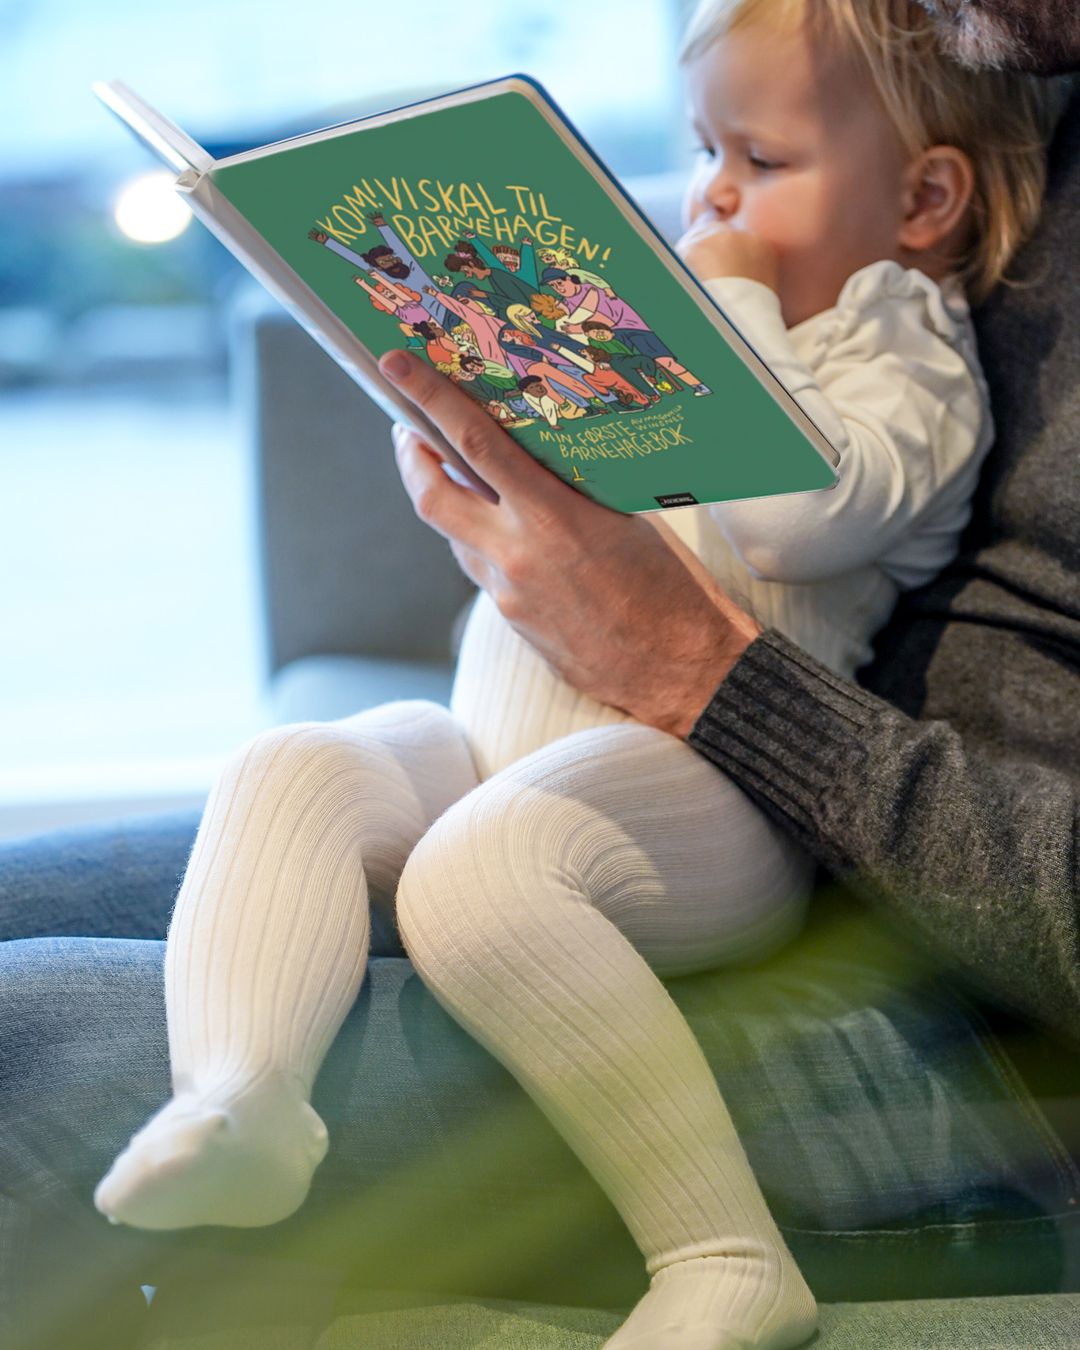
left=451, top=258, right=995, bottom=779
left=661, top=259, right=995, bottom=678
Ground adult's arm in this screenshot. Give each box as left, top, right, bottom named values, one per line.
left=689, top=629, right=1080, bottom=1041
left=380, top=349, right=1080, bottom=1043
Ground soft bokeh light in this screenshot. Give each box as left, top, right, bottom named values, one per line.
left=113, top=169, right=192, bottom=243
left=1, top=0, right=686, bottom=834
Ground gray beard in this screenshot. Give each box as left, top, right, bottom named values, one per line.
left=917, top=0, right=1034, bottom=71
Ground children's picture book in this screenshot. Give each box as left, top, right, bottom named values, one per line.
left=93, top=74, right=840, bottom=513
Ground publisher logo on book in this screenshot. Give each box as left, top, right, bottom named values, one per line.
left=655, top=493, right=699, bottom=508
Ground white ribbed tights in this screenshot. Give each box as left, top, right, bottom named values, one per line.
left=95, top=593, right=817, bottom=1348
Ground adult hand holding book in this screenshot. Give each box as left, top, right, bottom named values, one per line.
left=381, top=346, right=761, bottom=738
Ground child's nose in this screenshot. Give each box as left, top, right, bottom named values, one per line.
left=705, top=172, right=740, bottom=220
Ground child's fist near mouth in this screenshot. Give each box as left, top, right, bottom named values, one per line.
left=675, top=215, right=780, bottom=293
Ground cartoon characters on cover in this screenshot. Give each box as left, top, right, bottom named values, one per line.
left=309, top=212, right=711, bottom=428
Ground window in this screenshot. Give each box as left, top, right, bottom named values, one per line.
left=0, top=0, right=692, bottom=837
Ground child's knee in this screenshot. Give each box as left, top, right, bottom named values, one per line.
left=395, top=787, right=540, bottom=956
left=229, top=721, right=388, bottom=784
left=395, top=800, right=482, bottom=948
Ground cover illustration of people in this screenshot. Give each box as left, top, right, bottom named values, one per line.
left=309, top=212, right=712, bottom=430
left=205, top=83, right=837, bottom=511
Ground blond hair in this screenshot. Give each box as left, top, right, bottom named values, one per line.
left=505, top=303, right=544, bottom=338
left=679, top=0, right=1074, bottom=304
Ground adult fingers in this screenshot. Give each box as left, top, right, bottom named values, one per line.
left=379, top=350, right=560, bottom=503
left=392, top=425, right=499, bottom=591
left=391, top=423, right=500, bottom=559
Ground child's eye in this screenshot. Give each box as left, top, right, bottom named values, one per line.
left=692, top=142, right=714, bottom=160
left=748, top=153, right=785, bottom=171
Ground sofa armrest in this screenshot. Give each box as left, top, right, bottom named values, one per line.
left=229, top=286, right=476, bottom=682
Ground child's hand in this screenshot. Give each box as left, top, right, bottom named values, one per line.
left=675, top=216, right=779, bottom=292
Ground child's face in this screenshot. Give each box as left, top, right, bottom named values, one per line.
left=682, top=20, right=913, bottom=327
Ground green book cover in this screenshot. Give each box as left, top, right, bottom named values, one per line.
left=209, top=76, right=838, bottom=514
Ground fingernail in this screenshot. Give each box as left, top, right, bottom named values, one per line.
left=381, top=350, right=410, bottom=382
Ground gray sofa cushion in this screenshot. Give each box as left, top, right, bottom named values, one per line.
left=314, top=1290, right=1080, bottom=1350
left=137, top=1289, right=1080, bottom=1349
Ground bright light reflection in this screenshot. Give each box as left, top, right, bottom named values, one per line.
left=114, top=170, right=192, bottom=244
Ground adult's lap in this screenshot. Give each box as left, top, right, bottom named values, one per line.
left=0, top=810, right=202, bottom=942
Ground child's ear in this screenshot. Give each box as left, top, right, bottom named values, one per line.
left=897, top=145, right=976, bottom=256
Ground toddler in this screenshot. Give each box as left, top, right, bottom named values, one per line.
left=95, top=2, right=1071, bottom=1347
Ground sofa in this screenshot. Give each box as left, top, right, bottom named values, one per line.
left=204, top=169, right=1080, bottom=1347
left=16, top=171, right=1076, bottom=1349
left=10, top=813, right=1077, bottom=1350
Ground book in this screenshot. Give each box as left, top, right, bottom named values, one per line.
left=93, top=74, right=839, bottom=513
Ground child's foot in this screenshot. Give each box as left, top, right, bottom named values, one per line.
left=602, top=1251, right=817, bottom=1350
left=93, top=1073, right=329, bottom=1230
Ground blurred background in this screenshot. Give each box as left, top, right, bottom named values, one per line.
left=0, top=0, right=697, bottom=838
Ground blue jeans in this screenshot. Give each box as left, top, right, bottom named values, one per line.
left=4, top=813, right=1071, bottom=1347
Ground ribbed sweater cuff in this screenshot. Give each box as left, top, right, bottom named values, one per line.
left=687, top=628, right=883, bottom=854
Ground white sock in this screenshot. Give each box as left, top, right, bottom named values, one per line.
left=604, top=1253, right=815, bottom=1350
left=94, top=701, right=478, bottom=1230
left=395, top=722, right=816, bottom=1349
left=94, top=1072, right=328, bottom=1230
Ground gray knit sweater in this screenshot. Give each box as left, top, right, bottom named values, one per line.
left=688, top=91, right=1080, bottom=1043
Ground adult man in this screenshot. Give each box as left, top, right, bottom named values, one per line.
left=382, top=2, right=1080, bottom=1042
